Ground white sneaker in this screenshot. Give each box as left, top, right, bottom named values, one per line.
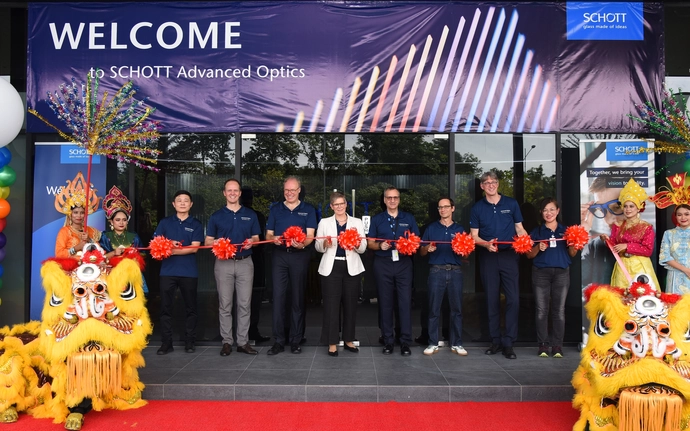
left=423, top=345, right=439, bottom=356
left=451, top=346, right=468, bottom=356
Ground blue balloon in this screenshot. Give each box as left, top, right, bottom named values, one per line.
left=0, top=148, right=10, bottom=168
left=0, top=265, right=5, bottom=278
left=0, top=233, right=7, bottom=249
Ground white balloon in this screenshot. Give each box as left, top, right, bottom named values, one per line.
left=0, top=78, right=24, bottom=148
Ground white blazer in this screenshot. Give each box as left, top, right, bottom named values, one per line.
left=315, top=215, right=367, bottom=276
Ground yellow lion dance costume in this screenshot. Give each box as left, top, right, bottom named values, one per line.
left=0, top=246, right=151, bottom=429
left=574, top=274, right=690, bottom=431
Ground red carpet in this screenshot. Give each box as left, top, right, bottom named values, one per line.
left=4, top=400, right=578, bottom=430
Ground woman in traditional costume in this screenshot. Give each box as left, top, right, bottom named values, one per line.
left=99, top=186, right=148, bottom=294
left=600, top=178, right=659, bottom=289
left=54, top=172, right=100, bottom=258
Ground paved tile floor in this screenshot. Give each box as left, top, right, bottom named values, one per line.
left=141, top=336, right=580, bottom=403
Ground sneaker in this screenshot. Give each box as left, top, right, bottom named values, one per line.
left=451, top=346, right=468, bottom=356
left=423, top=345, right=439, bottom=356
left=552, top=346, right=563, bottom=358
left=538, top=344, right=549, bottom=358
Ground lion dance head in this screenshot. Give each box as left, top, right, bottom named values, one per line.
left=0, top=245, right=151, bottom=427
left=574, top=274, right=690, bottom=431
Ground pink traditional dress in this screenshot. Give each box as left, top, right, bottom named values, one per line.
left=609, top=218, right=659, bottom=289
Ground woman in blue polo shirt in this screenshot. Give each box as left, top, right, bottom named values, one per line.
left=526, top=198, right=577, bottom=358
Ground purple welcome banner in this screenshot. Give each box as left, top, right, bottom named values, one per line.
left=27, top=2, right=663, bottom=134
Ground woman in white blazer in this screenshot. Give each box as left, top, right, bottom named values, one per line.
left=315, top=192, right=367, bottom=356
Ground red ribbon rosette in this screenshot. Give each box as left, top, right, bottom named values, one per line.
left=337, top=228, right=362, bottom=251
left=149, top=236, right=175, bottom=260
left=282, top=226, right=307, bottom=246
left=396, top=231, right=421, bottom=255
left=512, top=234, right=534, bottom=254
left=82, top=248, right=106, bottom=265
left=564, top=225, right=589, bottom=250
left=451, top=232, right=475, bottom=257
left=212, top=238, right=237, bottom=260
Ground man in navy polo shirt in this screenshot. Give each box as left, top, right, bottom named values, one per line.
left=367, top=186, right=420, bottom=356
left=470, top=172, right=527, bottom=360
left=265, top=176, right=317, bottom=355
left=205, top=179, right=261, bottom=357
left=154, top=190, right=204, bottom=355
left=420, top=198, right=467, bottom=357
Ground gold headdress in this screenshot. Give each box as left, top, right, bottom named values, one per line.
left=54, top=172, right=100, bottom=215
left=650, top=172, right=690, bottom=209
left=618, top=178, right=648, bottom=209
left=102, top=186, right=132, bottom=220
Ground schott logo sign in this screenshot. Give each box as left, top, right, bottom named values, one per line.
left=60, top=145, right=101, bottom=165
left=566, top=2, right=643, bottom=41
left=605, top=141, right=648, bottom=162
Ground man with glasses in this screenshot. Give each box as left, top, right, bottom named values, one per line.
left=420, top=198, right=467, bottom=357
left=266, top=176, right=317, bottom=355
left=580, top=174, right=625, bottom=286
left=470, top=172, right=527, bottom=360
left=367, top=186, right=420, bottom=356
left=205, top=179, right=261, bottom=357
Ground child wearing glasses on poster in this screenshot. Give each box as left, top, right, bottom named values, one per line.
left=580, top=175, right=626, bottom=287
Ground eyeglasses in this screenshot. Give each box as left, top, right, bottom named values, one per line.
left=482, top=181, right=498, bottom=186
left=384, top=196, right=400, bottom=200
left=332, top=202, right=346, bottom=207
left=588, top=199, right=623, bottom=219
left=542, top=208, right=558, bottom=213
left=284, top=188, right=300, bottom=194
left=438, top=205, right=452, bottom=210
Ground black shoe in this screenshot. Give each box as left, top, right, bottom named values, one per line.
left=185, top=342, right=195, bottom=353
left=250, top=333, right=271, bottom=344
left=400, top=344, right=411, bottom=356
left=267, top=343, right=284, bottom=355
left=220, top=343, right=232, bottom=356
left=382, top=344, right=394, bottom=355
left=328, top=349, right=338, bottom=357
left=157, top=342, right=173, bottom=355
left=291, top=344, right=302, bottom=354
left=485, top=343, right=503, bottom=355
left=343, top=343, right=359, bottom=353
left=503, top=347, right=517, bottom=359
left=414, top=335, right=429, bottom=345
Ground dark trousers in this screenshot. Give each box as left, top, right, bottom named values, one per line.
left=271, top=248, right=311, bottom=346
left=532, top=266, right=569, bottom=347
left=320, top=260, right=361, bottom=345
left=374, top=256, right=413, bottom=345
left=427, top=265, right=463, bottom=346
left=159, top=276, right=198, bottom=343
left=478, top=249, right=519, bottom=347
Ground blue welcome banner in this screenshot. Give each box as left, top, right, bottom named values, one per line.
left=27, top=2, right=663, bottom=134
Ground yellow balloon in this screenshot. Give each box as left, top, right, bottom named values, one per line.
left=0, top=187, right=10, bottom=200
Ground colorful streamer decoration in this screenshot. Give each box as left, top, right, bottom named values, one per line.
left=564, top=225, right=589, bottom=250
left=451, top=232, right=475, bottom=257
left=149, top=236, right=174, bottom=260
left=212, top=238, right=237, bottom=260
left=396, top=231, right=421, bottom=256
left=282, top=226, right=307, bottom=246
left=28, top=71, right=161, bottom=170
left=337, top=228, right=362, bottom=251
left=512, top=234, right=534, bottom=254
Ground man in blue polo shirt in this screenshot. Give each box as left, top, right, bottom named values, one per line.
left=420, top=198, right=467, bottom=357
left=205, top=179, right=261, bottom=357
left=265, top=176, right=317, bottom=355
left=367, top=186, right=420, bottom=356
left=470, top=172, right=527, bottom=360
left=154, top=190, right=204, bottom=355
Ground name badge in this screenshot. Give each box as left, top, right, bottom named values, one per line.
left=549, top=235, right=557, bottom=248
left=391, top=249, right=399, bottom=262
